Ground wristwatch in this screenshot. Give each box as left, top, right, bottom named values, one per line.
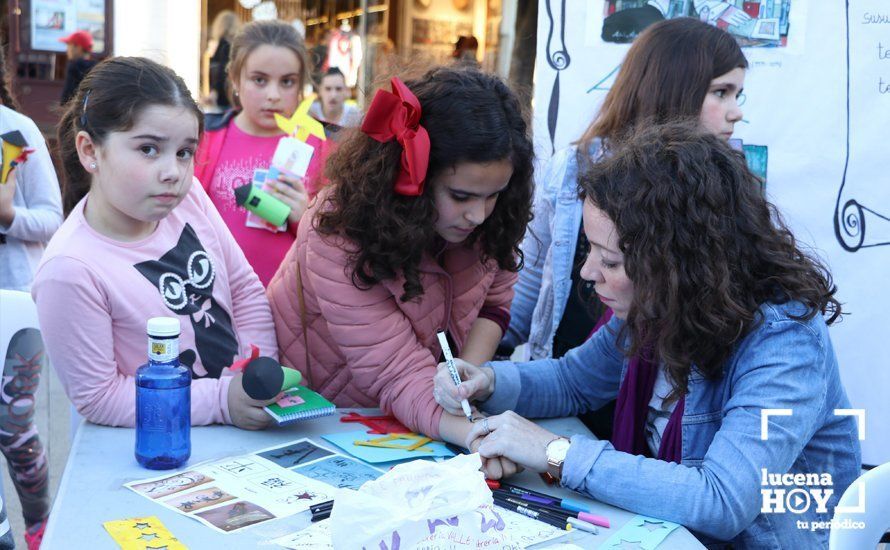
left=545, top=436, right=571, bottom=481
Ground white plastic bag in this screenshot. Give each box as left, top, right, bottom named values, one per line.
left=330, top=453, right=519, bottom=549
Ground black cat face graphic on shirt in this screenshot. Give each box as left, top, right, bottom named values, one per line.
left=134, top=223, right=238, bottom=379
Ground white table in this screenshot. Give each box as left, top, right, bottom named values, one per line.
left=43, top=410, right=704, bottom=549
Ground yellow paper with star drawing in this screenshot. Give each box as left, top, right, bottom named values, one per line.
left=103, top=515, right=188, bottom=549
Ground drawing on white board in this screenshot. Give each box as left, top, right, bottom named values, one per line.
left=601, top=0, right=793, bottom=47
left=832, top=3, right=890, bottom=252
left=544, top=0, right=570, bottom=154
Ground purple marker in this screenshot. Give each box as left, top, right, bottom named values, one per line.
left=495, top=491, right=604, bottom=530
left=486, top=479, right=610, bottom=528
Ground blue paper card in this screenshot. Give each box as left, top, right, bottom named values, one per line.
left=320, top=430, right=455, bottom=464
left=292, top=455, right=383, bottom=490
left=601, top=514, right=680, bottom=549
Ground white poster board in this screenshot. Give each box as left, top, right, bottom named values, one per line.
left=30, top=0, right=106, bottom=54
left=532, top=0, right=889, bottom=464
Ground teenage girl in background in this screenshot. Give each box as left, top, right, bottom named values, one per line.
left=500, top=17, right=747, bottom=439
left=195, top=19, right=328, bottom=286
left=0, top=44, right=61, bottom=550
left=32, top=57, right=278, bottom=432
left=267, top=67, right=534, bottom=477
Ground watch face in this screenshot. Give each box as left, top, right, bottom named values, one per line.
left=547, top=437, right=571, bottom=462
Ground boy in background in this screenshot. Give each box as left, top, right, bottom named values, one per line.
left=59, top=30, right=97, bottom=105
left=308, top=68, right=361, bottom=128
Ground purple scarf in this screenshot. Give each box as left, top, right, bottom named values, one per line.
left=611, top=350, right=685, bottom=464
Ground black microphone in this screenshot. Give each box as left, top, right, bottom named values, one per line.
left=241, top=357, right=303, bottom=400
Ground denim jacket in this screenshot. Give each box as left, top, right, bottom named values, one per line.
left=501, top=143, right=601, bottom=359
left=483, top=301, right=861, bottom=549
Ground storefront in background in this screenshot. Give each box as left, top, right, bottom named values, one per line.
left=3, top=0, right=113, bottom=132
left=202, top=0, right=516, bottom=106
left=4, top=0, right=204, bottom=133
left=2, top=0, right=518, bottom=130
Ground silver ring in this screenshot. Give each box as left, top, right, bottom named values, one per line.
left=482, top=417, right=490, bottom=435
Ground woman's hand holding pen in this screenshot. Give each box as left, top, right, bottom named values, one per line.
left=271, top=173, right=308, bottom=224
left=466, top=411, right=558, bottom=474
left=433, top=358, right=495, bottom=414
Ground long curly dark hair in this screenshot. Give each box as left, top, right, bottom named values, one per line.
left=579, top=121, right=841, bottom=396
left=315, top=66, right=534, bottom=301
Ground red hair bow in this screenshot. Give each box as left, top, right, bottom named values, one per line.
left=361, top=77, right=430, bottom=196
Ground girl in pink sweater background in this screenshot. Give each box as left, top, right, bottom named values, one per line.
left=32, top=57, right=278, bottom=430
left=267, top=67, right=534, bottom=478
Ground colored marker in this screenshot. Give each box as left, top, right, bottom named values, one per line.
left=495, top=493, right=600, bottom=533
left=487, top=479, right=610, bottom=528
left=567, top=517, right=600, bottom=534
left=493, top=496, right=572, bottom=531
left=436, top=331, right=474, bottom=423
left=311, top=499, right=334, bottom=513
left=311, top=500, right=334, bottom=522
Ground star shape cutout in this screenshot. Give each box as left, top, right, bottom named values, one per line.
left=295, top=491, right=315, bottom=500
left=139, top=532, right=159, bottom=541
left=613, top=540, right=643, bottom=550
left=133, top=522, right=152, bottom=530
left=640, top=519, right=667, bottom=532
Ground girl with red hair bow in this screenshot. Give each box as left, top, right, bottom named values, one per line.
left=267, top=66, right=534, bottom=477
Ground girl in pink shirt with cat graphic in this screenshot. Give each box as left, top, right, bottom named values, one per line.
left=32, top=57, right=278, bottom=430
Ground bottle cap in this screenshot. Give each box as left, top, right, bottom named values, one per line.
left=147, top=317, right=180, bottom=337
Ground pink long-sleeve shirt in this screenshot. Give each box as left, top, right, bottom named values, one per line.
left=31, top=181, right=277, bottom=427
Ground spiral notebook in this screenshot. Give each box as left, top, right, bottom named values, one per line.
left=264, top=385, right=336, bottom=425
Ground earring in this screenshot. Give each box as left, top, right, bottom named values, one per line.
left=89, top=162, right=97, bottom=170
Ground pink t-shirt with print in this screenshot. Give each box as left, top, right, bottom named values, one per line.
left=205, top=122, right=296, bottom=286
left=31, top=182, right=277, bottom=427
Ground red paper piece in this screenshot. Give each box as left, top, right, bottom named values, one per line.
left=229, top=344, right=260, bottom=372
left=13, top=148, right=35, bottom=165
left=340, top=412, right=410, bottom=434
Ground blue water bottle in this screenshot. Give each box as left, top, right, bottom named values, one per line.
left=135, top=317, right=191, bottom=469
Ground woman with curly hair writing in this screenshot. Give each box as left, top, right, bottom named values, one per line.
left=267, top=66, right=533, bottom=475
left=433, top=122, right=861, bottom=547
left=501, top=17, right=748, bottom=441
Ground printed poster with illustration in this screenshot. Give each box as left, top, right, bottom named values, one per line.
left=537, top=0, right=890, bottom=463
left=125, top=438, right=383, bottom=534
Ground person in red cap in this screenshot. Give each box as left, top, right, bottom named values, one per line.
left=59, top=30, right=97, bottom=105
